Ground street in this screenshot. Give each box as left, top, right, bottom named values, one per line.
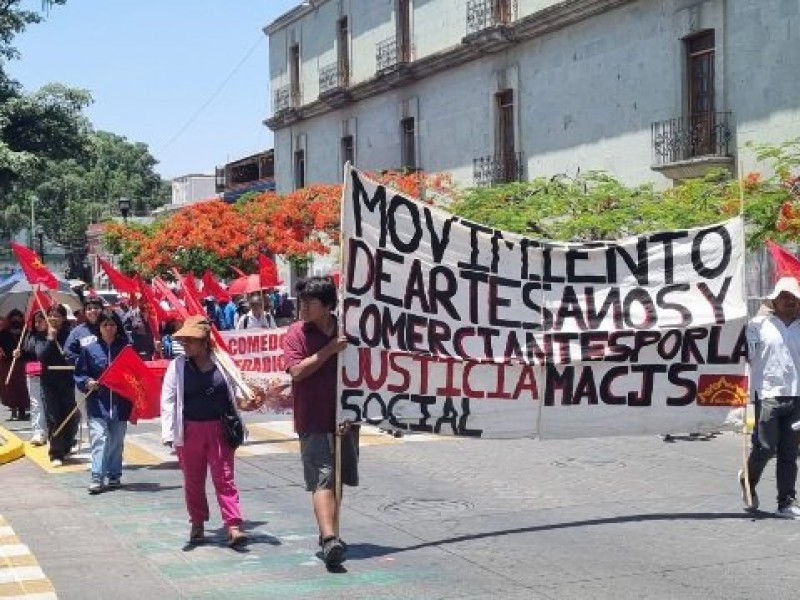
left=2, top=416, right=800, bottom=599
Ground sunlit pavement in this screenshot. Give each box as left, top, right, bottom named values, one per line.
left=1, top=410, right=799, bottom=599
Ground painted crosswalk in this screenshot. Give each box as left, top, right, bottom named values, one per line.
left=0, top=516, right=57, bottom=599
left=21, top=420, right=447, bottom=472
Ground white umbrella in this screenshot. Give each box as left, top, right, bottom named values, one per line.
left=0, top=271, right=82, bottom=316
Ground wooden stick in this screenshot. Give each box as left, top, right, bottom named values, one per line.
left=212, top=346, right=255, bottom=400
left=334, top=430, right=342, bottom=538
left=49, top=403, right=78, bottom=441
left=5, top=320, right=29, bottom=386
left=35, top=291, right=63, bottom=355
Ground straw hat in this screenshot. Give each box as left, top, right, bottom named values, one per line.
left=173, top=315, right=212, bottom=339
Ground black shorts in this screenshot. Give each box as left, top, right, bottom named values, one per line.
left=299, top=428, right=359, bottom=492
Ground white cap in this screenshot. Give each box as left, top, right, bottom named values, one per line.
left=766, top=276, right=800, bottom=301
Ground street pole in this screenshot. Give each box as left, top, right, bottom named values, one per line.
left=30, top=196, right=35, bottom=248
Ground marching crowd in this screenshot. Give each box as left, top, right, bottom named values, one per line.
left=1, top=276, right=354, bottom=567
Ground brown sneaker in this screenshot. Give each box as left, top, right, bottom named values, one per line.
left=189, top=523, right=204, bottom=544
left=227, top=525, right=248, bottom=548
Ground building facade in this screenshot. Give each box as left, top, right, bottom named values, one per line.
left=215, top=150, right=276, bottom=203
left=265, top=0, right=800, bottom=193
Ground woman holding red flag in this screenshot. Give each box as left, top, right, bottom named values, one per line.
left=74, top=309, right=133, bottom=494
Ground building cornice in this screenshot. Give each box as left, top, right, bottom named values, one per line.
left=264, top=0, right=333, bottom=36
left=265, top=0, right=637, bottom=131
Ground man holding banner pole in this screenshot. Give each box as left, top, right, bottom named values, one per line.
left=283, top=276, right=358, bottom=568
left=742, top=276, right=800, bottom=518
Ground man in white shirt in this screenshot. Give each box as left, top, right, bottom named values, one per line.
left=741, top=276, right=800, bottom=518
left=235, top=294, right=276, bottom=330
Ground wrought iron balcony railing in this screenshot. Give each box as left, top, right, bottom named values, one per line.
left=466, top=0, right=517, bottom=35
left=473, top=152, right=524, bottom=186
left=319, top=60, right=349, bottom=94
left=376, top=36, right=410, bottom=71
left=273, top=84, right=301, bottom=112
left=652, top=112, right=733, bottom=165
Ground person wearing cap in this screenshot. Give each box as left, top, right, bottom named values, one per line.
left=283, top=276, right=357, bottom=567
left=74, top=309, right=133, bottom=494
left=741, top=276, right=800, bottom=518
left=235, top=294, right=276, bottom=330
left=160, top=315, right=248, bottom=548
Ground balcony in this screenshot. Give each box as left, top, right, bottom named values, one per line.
left=651, top=112, right=734, bottom=180
left=318, top=61, right=352, bottom=107
left=473, top=152, right=524, bottom=187
left=376, top=36, right=410, bottom=72
left=466, top=0, right=517, bottom=34
left=273, top=84, right=301, bottom=113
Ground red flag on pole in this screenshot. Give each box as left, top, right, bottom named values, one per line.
left=10, top=242, right=58, bottom=289
left=97, top=346, right=161, bottom=424
left=767, top=241, right=800, bottom=282
left=201, top=270, right=231, bottom=303
left=178, top=277, right=231, bottom=353
left=97, top=257, right=138, bottom=294
left=26, top=289, right=53, bottom=324
left=258, top=254, right=282, bottom=289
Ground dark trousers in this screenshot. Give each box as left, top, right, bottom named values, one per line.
left=42, top=387, right=79, bottom=461
left=748, top=396, right=800, bottom=507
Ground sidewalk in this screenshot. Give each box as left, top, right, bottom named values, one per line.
left=2, top=424, right=800, bottom=599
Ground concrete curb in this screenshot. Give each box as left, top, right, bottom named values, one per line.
left=0, top=425, right=25, bottom=465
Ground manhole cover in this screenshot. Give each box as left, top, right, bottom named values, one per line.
left=551, top=457, right=626, bottom=469
left=379, top=498, right=474, bottom=517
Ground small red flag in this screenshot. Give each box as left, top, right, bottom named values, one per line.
left=258, top=254, right=282, bottom=289
left=767, top=241, right=800, bottom=282
left=97, top=346, right=161, bottom=424
left=10, top=242, right=57, bottom=289
left=201, top=270, right=231, bottom=303
left=97, top=257, right=138, bottom=294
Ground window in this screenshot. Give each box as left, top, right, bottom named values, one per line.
left=496, top=89, right=516, bottom=182
left=341, top=135, right=354, bottom=169
left=294, top=149, right=305, bottom=189
left=337, top=17, right=350, bottom=86
left=494, top=0, right=511, bottom=24
left=290, top=43, right=301, bottom=105
left=400, top=117, right=416, bottom=170
left=684, top=30, right=715, bottom=156
left=397, top=0, right=411, bottom=63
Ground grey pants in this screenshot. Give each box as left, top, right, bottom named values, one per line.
left=748, top=396, right=800, bottom=507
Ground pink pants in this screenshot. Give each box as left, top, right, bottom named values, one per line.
left=177, top=420, right=242, bottom=528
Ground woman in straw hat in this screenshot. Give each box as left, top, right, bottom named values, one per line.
left=160, top=315, right=248, bottom=547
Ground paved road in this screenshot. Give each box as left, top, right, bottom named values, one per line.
left=2, top=413, right=800, bottom=600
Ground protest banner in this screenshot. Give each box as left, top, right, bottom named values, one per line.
left=339, top=166, right=748, bottom=439
left=219, top=326, right=292, bottom=412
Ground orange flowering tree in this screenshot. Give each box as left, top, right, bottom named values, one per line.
left=102, top=170, right=455, bottom=277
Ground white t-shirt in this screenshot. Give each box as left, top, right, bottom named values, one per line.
left=747, top=314, right=800, bottom=398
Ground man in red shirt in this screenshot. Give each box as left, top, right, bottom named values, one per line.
left=283, top=276, right=358, bottom=567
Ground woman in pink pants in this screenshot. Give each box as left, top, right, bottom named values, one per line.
left=160, top=316, right=247, bottom=547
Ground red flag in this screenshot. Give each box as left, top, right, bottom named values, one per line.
left=26, top=289, right=53, bottom=324
left=767, top=241, right=800, bottom=282
left=10, top=242, right=57, bottom=289
left=97, top=346, right=161, bottom=424
left=178, top=277, right=231, bottom=353
left=258, top=254, right=282, bottom=288
left=97, top=258, right=138, bottom=294
left=201, top=270, right=231, bottom=303
left=136, top=277, right=167, bottom=348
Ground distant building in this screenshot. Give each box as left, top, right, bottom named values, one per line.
left=216, top=150, right=276, bottom=203
left=152, top=174, right=219, bottom=217
left=264, top=0, right=800, bottom=192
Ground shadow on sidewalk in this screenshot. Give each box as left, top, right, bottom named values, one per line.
left=345, top=511, right=757, bottom=560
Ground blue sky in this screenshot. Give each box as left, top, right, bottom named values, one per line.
left=10, top=0, right=300, bottom=179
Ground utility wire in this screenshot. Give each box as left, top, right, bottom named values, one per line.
left=161, top=35, right=265, bottom=151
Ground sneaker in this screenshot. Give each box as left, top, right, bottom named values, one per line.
left=87, top=480, right=103, bottom=495
left=106, top=478, right=121, bottom=489
left=50, top=458, right=63, bottom=468
left=776, top=501, right=800, bottom=519
left=318, top=534, right=347, bottom=548
left=738, top=469, right=759, bottom=511
left=321, top=535, right=345, bottom=567
left=227, top=525, right=248, bottom=548
left=189, top=523, right=204, bottom=544
left=30, top=433, right=45, bottom=446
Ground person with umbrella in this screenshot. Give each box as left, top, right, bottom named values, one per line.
left=0, top=309, right=30, bottom=420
